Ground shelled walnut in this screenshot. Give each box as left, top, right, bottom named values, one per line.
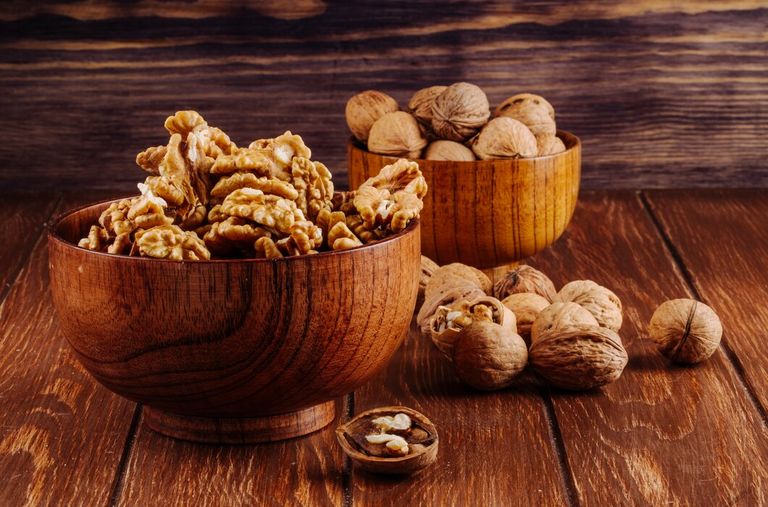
left=336, top=406, right=438, bottom=475
left=648, top=299, right=722, bottom=364
left=79, top=110, right=427, bottom=261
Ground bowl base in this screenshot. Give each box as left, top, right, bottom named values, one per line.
left=143, top=401, right=337, bottom=444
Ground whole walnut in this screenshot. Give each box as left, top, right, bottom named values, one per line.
left=649, top=299, right=722, bottom=364
left=425, top=263, right=493, bottom=301
left=452, top=321, right=528, bottom=391
left=537, top=135, right=566, bottom=156
left=493, top=265, right=557, bottom=302
left=530, top=302, right=599, bottom=344
left=501, top=293, right=550, bottom=342
left=497, top=101, right=555, bottom=138
left=471, top=117, right=537, bottom=160
left=495, top=93, right=555, bottom=121
left=431, top=82, right=490, bottom=142
left=345, top=90, right=399, bottom=142
left=424, top=140, right=476, bottom=161
left=555, top=280, right=623, bottom=332
left=408, top=86, right=446, bottom=130
left=367, top=111, right=427, bottom=159
left=529, top=324, right=627, bottom=390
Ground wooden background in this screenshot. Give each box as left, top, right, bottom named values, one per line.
left=1, top=1, right=767, bottom=191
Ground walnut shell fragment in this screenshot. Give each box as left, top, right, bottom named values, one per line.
left=336, top=406, right=438, bottom=475
left=493, top=265, right=557, bottom=302
left=529, top=325, right=628, bottom=390
left=648, top=298, right=723, bottom=364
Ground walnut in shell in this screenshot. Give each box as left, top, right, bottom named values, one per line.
left=648, top=299, right=722, bottom=364
left=501, top=293, right=550, bottom=342
left=424, top=140, right=476, bottom=161
left=495, top=93, right=555, bottom=121
left=471, top=117, right=538, bottom=160
left=529, top=324, right=628, bottom=390
left=555, top=280, right=623, bottom=332
left=423, top=262, right=492, bottom=303
left=408, top=85, right=446, bottom=130
left=496, top=97, right=556, bottom=138
left=530, top=302, right=599, bottom=344
left=537, top=135, right=566, bottom=156
left=431, top=82, right=490, bottom=142
left=336, top=406, right=438, bottom=475
left=493, top=265, right=557, bottom=302
left=345, top=90, right=399, bottom=142
left=367, top=111, right=427, bottom=159
left=452, top=321, right=528, bottom=390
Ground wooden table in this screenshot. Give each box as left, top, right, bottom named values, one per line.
left=2, top=190, right=767, bottom=506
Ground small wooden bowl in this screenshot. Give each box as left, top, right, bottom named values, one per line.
left=48, top=200, right=421, bottom=444
left=348, top=130, right=581, bottom=269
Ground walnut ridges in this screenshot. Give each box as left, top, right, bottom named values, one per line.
left=530, top=302, right=599, bottom=344
left=493, top=265, right=557, bottom=302
left=452, top=321, right=528, bottom=390
left=556, top=280, right=623, bottom=332
left=78, top=111, right=427, bottom=260
left=346, top=84, right=565, bottom=160
left=648, top=298, right=723, bottom=364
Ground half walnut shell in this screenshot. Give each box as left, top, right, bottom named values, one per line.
left=336, top=406, right=439, bottom=475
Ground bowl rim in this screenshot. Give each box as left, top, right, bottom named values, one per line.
left=48, top=197, right=420, bottom=265
left=349, top=129, right=580, bottom=165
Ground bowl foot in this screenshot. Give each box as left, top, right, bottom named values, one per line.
left=143, top=401, right=337, bottom=444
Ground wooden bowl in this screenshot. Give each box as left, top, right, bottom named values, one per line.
left=48, top=200, right=421, bottom=444
left=348, top=130, right=581, bottom=269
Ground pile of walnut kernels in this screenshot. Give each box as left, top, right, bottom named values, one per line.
left=346, top=83, right=565, bottom=161
left=79, top=111, right=427, bottom=260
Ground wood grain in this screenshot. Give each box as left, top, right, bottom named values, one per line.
left=0, top=194, right=136, bottom=507
left=49, top=200, right=421, bottom=442
left=529, top=191, right=768, bottom=506
left=348, top=131, right=580, bottom=268
left=1, top=1, right=767, bottom=191
left=644, top=189, right=768, bottom=414
left=117, top=405, right=345, bottom=507
left=349, top=326, right=570, bottom=505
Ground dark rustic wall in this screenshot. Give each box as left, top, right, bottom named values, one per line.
left=1, top=1, right=766, bottom=191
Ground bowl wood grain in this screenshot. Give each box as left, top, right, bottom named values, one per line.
left=48, top=200, right=421, bottom=443
left=348, top=130, right=581, bottom=268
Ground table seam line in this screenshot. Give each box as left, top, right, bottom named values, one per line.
left=107, top=403, right=143, bottom=507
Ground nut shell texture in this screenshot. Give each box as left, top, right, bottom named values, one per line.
left=424, top=140, right=476, bottom=161
left=649, top=298, right=722, bottom=364
left=431, top=82, right=490, bottom=141
left=493, top=265, right=557, bottom=302
left=556, top=280, right=623, bottom=332
left=408, top=85, right=447, bottom=128
left=452, top=321, right=528, bottom=390
left=345, top=90, right=399, bottom=141
left=472, top=117, right=537, bottom=160
left=367, top=111, right=427, bottom=158
left=531, top=302, right=599, bottom=343
left=529, top=325, right=628, bottom=390
left=495, top=93, right=555, bottom=120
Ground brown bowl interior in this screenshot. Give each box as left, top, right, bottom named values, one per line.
left=348, top=130, right=581, bottom=268
left=48, top=200, right=421, bottom=418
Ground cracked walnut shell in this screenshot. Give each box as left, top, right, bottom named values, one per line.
left=472, top=117, right=537, bottom=160
left=431, top=82, right=490, bottom=142
left=367, top=111, right=427, bottom=159
left=429, top=296, right=516, bottom=358
left=529, top=324, right=628, bottom=390
left=648, top=299, right=722, bottom=364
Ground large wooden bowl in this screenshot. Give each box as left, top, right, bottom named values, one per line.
left=348, top=130, right=580, bottom=269
left=48, top=200, right=421, bottom=443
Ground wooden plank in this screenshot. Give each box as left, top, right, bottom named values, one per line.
left=350, top=334, right=570, bottom=502
left=644, top=189, right=768, bottom=414
left=0, top=193, right=59, bottom=297
left=527, top=191, right=768, bottom=505
left=117, top=403, right=345, bottom=506
left=1, top=2, right=767, bottom=191
left=0, top=193, right=137, bottom=506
